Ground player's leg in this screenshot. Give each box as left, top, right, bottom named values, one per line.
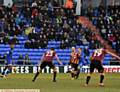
left=70, top=63, right=75, bottom=79
left=32, top=62, right=46, bottom=82
left=98, top=64, right=104, bottom=86
left=71, top=71, right=75, bottom=79
left=5, top=65, right=12, bottom=76
left=53, top=67, right=57, bottom=82
left=1, top=66, right=8, bottom=76
left=66, top=62, right=71, bottom=73
left=32, top=72, right=40, bottom=82
left=75, top=67, right=80, bottom=79
left=49, top=63, right=57, bottom=82
left=99, top=73, right=105, bottom=86
left=85, top=74, right=91, bottom=86
left=85, top=62, right=94, bottom=86
left=1, top=65, right=11, bottom=77
left=73, top=64, right=80, bottom=79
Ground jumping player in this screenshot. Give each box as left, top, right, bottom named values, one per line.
left=69, top=47, right=82, bottom=80
left=85, top=47, right=120, bottom=86
left=32, top=47, right=62, bottom=82
left=0, top=45, right=14, bottom=78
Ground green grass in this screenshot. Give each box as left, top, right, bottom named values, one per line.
left=0, top=73, right=120, bottom=92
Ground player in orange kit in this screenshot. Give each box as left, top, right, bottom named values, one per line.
left=69, top=47, right=82, bottom=79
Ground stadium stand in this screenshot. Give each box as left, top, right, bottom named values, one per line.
left=0, top=0, right=119, bottom=65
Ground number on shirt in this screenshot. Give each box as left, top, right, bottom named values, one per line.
left=93, top=49, right=103, bottom=56
left=46, top=51, right=53, bottom=57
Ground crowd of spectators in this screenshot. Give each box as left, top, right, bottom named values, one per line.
left=17, top=53, right=31, bottom=65
left=0, top=53, right=31, bottom=65
left=0, top=0, right=82, bottom=49
left=0, top=0, right=120, bottom=53
left=86, top=5, right=120, bottom=53
left=0, top=54, right=6, bottom=64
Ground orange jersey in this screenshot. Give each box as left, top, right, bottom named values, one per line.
left=70, top=52, right=80, bottom=64
left=91, top=48, right=106, bottom=62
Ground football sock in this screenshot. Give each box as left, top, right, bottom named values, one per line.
left=32, top=72, right=40, bottom=82
left=71, top=73, right=74, bottom=78
left=86, top=76, right=91, bottom=84
left=2, top=67, right=7, bottom=75
left=53, top=71, right=57, bottom=81
left=100, top=75, right=104, bottom=83
left=76, top=69, right=80, bottom=79
left=4, top=69, right=10, bottom=76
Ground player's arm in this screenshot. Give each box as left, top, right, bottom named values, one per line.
left=78, top=48, right=82, bottom=56
left=90, top=53, right=95, bottom=61
left=106, top=50, right=120, bottom=60
left=55, top=54, right=62, bottom=65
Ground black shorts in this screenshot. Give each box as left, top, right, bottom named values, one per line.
left=90, top=60, right=104, bottom=73
left=70, top=63, right=79, bottom=71
left=40, top=61, right=55, bottom=69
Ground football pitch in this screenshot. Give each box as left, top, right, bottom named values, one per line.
left=0, top=73, right=120, bottom=92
